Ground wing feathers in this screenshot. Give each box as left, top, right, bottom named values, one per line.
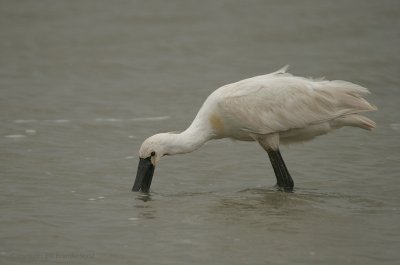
left=218, top=74, right=376, bottom=134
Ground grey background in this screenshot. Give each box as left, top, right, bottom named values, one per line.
left=1, top=1, right=399, bottom=264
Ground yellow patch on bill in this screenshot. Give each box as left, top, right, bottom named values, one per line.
left=209, top=113, right=224, bottom=135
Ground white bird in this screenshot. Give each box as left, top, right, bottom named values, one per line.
left=132, top=66, right=377, bottom=192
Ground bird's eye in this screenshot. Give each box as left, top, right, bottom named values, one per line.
left=151, top=151, right=156, bottom=156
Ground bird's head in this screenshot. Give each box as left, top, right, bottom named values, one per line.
left=132, top=133, right=174, bottom=193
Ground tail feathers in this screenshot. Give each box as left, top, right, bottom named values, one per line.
left=331, top=114, right=376, bottom=131
left=315, top=80, right=377, bottom=114
left=327, top=80, right=371, bottom=95
left=339, top=93, right=377, bottom=113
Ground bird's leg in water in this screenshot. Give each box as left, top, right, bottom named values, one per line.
left=267, top=149, right=294, bottom=192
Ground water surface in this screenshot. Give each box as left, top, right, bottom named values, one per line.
left=1, top=1, right=399, bottom=264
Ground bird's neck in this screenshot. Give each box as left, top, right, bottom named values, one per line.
left=167, top=120, right=213, bottom=155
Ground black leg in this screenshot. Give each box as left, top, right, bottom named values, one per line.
left=267, top=148, right=294, bottom=192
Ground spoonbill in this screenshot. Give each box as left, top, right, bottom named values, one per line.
left=132, top=66, right=376, bottom=192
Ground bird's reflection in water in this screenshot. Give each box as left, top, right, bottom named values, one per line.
left=135, top=193, right=152, bottom=202
left=219, top=188, right=314, bottom=214
left=213, top=187, right=384, bottom=225
left=133, top=193, right=157, bottom=220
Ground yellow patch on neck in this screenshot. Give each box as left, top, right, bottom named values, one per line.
left=209, top=113, right=224, bottom=135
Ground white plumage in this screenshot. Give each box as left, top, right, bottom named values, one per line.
left=132, top=66, right=377, bottom=192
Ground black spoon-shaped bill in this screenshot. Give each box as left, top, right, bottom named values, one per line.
left=132, top=157, right=155, bottom=193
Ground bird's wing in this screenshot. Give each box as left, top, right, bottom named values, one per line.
left=218, top=74, right=376, bottom=135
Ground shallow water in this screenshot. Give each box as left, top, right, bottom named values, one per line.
left=1, top=0, right=400, bottom=264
